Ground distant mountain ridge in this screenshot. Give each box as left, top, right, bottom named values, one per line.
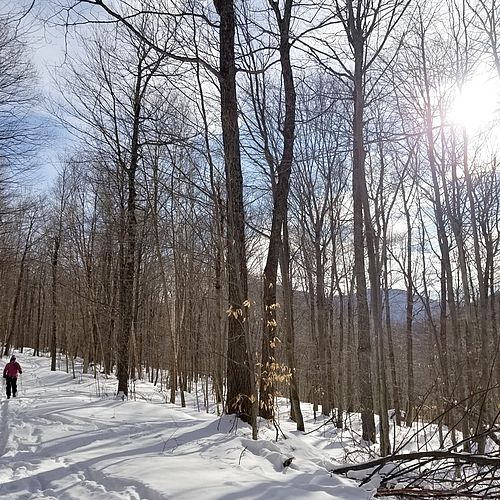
left=379, top=288, right=439, bottom=325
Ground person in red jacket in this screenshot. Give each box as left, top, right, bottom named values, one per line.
left=3, top=355, right=22, bottom=399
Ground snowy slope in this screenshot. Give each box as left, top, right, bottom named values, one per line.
left=0, top=351, right=373, bottom=500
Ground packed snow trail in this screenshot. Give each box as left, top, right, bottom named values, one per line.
left=0, top=352, right=370, bottom=499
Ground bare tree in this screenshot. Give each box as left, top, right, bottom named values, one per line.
left=61, top=0, right=257, bottom=427
left=57, top=24, right=166, bottom=396
left=49, top=165, right=72, bottom=371
left=213, top=0, right=255, bottom=429
left=307, top=0, right=410, bottom=447
left=0, top=11, right=40, bottom=188
left=2, top=200, right=40, bottom=356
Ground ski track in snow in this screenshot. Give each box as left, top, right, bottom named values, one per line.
left=0, top=352, right=375, bottom=500
left=0, top=401, right=168, bottom=499
left=0, top=399, right=9, bottom=457
left=0, top=356, right=170, bottom=499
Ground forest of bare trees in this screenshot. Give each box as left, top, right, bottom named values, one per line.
left=1, top=0, right=500, bottom=494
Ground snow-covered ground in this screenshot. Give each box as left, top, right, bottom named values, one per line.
left=0, top=350, right=375, bottom=500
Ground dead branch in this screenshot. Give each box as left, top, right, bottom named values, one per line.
left=376, top=487, right=495, bottom=498
left=331, top=450, right=500, bottom=475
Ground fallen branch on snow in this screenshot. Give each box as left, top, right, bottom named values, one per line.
left=330, top=450, right=500, bottom=475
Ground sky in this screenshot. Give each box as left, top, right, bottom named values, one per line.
left=0, top=0, right=82, bottom=186
left=1, top=350, right=378, bottom=500
left=6, top=0, right=500, bottom=190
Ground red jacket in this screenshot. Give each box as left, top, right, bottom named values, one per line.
left=3, top=361, right=22, bottom=378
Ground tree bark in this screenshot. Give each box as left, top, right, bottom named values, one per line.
left=260, top=0, right=296, bottom=421
left=351, top=3, right=376, bottom=443
left=279, top=214, right=304, bottom=431
left=214, top=0, right=255, bottom=430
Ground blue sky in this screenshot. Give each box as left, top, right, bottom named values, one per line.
left=0, top=0, right=80, bottom=187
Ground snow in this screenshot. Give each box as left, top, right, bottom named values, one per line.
left=0, top=351, right=374, bottom=500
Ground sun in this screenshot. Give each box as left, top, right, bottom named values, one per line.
left=450, top=75, right=498, bottom=134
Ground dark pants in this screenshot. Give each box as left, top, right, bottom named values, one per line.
left=5, top=377, right=17, bottom=398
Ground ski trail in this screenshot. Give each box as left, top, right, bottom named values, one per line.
left=0, top=351, right=370, bottom=500
left=0, top=387, right=171, bottom=499
left=0, top=400, right=9, bottom=456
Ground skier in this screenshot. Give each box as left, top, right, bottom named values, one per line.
left=3, top=355, right=22, bottom=399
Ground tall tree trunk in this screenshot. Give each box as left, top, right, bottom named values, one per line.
left=365, top=212, right=389, bottom=454
left=315, top=233, right=332, bottom=416
left=462, top=129, right=491, bottom=452
left=34, top=275, right=45, bottom=357
left=195, top=58, right=225, bottom=412
left=116, top=58, right=144, bottom=397
left=334, top=254, right=345, bottom=428
left=260, top=0, right=296, bottom=421
left=3, top=217, right=34, bottom=357
left=50, top=234, right=60, bottom=371
left=351, top=14, right=376, bottom=444
left=214, top=0, right=255, bottom=432
left=402, top=189, right=415, bottom=427
left=280, top=214, right=304, bottom=431
left=419, top=21, right=460, bottom=434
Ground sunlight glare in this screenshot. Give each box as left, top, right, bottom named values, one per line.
left=450, top=76, right=498, bottom=134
